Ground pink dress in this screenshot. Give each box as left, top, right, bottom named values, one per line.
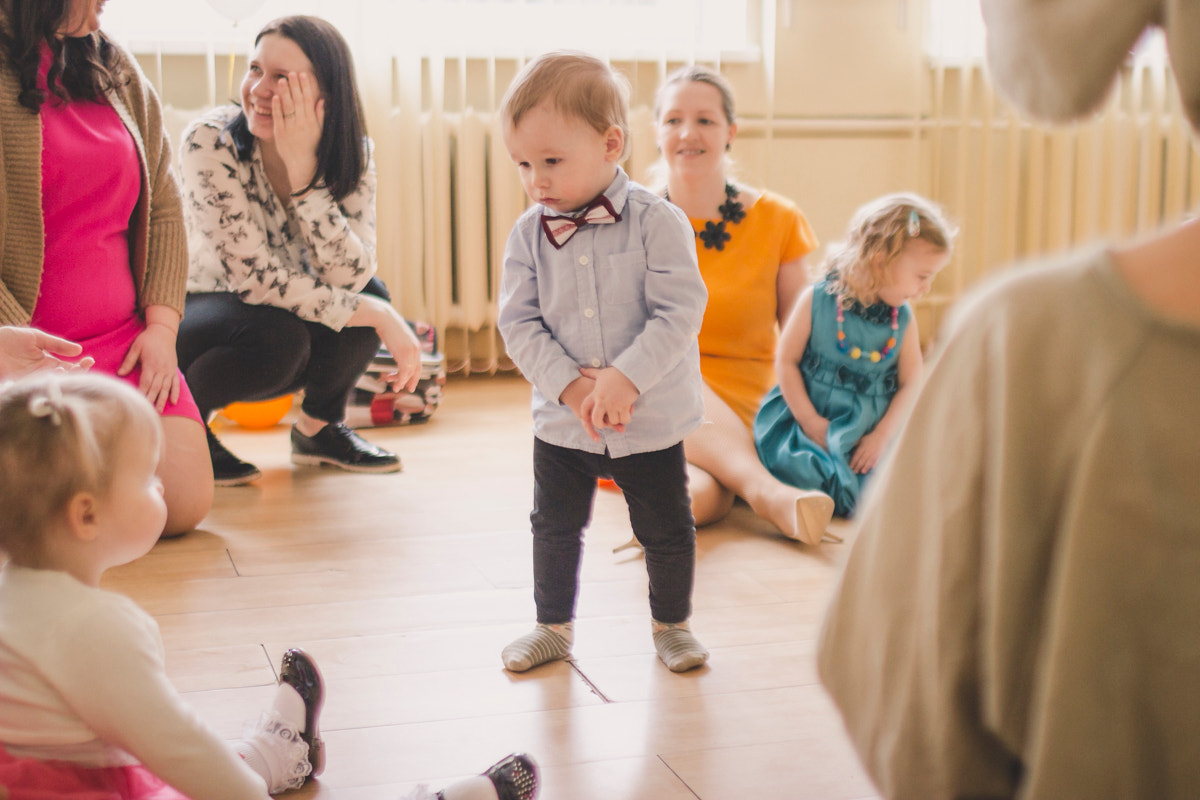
left=0, top=745, right=189, bottom=800
left=30, top=45, right=200, bottom=422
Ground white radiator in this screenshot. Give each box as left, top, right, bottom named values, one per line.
left=913, top=58, right=1199, bottom=341
left=168, top=54, right=1199, bottom=374
left=372, top=107, right=526, bottom=374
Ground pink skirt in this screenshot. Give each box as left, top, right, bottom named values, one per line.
left=0, top=746, right=189, bottom=800
left=28, top=313, right=202, bottom=425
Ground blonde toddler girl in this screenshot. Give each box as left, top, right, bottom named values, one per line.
left=0, top=372, right=539, bottom=800
left=0, top=372, right=324, bottom=799
left=753, top=193, right=955, bottom=532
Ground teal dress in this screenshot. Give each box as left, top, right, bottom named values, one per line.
left=754, top=278, right=911, bottom=516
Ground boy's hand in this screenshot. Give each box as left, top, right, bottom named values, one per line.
left=560, top=375, right=599, bottom=441
left=579, top=367, right=638, bottom=434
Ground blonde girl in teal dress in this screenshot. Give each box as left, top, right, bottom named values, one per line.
left=754, top=194, right=955, bottom=533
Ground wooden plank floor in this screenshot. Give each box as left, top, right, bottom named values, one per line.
left=102, top=374, right=880, bottom=800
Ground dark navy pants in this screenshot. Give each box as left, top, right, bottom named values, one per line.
left=531, top=437, right=696, bottom=625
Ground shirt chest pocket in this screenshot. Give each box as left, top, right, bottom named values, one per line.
left=599, top=250, right=647, bottom=305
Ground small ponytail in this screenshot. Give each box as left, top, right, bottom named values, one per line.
left=27, top=380, right=65, bottom=426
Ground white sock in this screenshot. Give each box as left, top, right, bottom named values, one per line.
left=501, top=622, right=573, bottom=672
left=438, top=775, right=500, bottom=800
left=271, top=682, right=307, bottom=734
left=234, top=739, right=273, bottom=791
left=236, top=710, right=312, bottom=794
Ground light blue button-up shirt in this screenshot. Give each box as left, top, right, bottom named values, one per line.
left=499, top=167, right=707, bottom=457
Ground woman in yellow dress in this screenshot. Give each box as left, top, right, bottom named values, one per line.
left=654, top=65, right=834, bottom=543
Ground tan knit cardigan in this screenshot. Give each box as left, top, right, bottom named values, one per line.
left=0, top=34, right=188, bottom=326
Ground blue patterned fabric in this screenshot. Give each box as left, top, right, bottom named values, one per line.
left=753, top=279, right=911, bottom=516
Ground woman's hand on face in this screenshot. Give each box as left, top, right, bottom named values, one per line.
left=272, top=71, right=324, bottom=195
left=118, top=323, right=180, bottom=413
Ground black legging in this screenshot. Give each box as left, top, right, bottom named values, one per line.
left=177, top=277, right=388, bottom=424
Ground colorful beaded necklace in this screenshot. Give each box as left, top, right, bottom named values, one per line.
left=836, top=301, right=900, bottom=362
left=665, top=182, right=745, bottom=251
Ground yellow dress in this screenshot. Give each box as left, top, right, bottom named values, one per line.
left=690, top=190, right=818, bottom=427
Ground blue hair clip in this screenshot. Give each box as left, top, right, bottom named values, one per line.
left=907, top=209, right=920, bottom=237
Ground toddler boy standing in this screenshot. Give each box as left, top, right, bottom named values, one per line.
left=497, top=51, right=709, bottom=673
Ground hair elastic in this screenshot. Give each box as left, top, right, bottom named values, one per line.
left=28, top=385, right=64, bottom=426
left=907, top=209, right=921, bottom=237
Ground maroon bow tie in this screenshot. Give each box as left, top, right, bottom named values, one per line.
left=540, top=195, right=622, bottom=249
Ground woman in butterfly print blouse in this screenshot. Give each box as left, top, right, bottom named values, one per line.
left=177, top=15, right=422, bottom=485
left=654, top=64, right=824, bottom=542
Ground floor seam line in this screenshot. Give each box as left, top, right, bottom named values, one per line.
left=567, top=659, right=613, bottom=703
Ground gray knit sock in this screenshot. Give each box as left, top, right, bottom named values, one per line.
left=501, top=623, right=573, bottom=672
left=652, top=620, right=709, bottom=673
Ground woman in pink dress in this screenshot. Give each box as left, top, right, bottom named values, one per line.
left=0, top=0, right=212, bottom=536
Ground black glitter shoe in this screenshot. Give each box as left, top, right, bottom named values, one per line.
left=279, top=648, right=325, bottom=778
left=482, top=753, right=539, bottom=800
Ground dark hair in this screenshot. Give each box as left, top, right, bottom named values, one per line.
left=0, top=0, right=128, bottom=113
left=225, top=15, right=367, bottom=201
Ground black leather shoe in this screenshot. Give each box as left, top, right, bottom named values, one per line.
left=482, top=753, right=539, bottom=800
left=206, top=427, right=261, bottom=486
left=279, top=648, right=325, bottom=778
left=290, top=422, right=401, bottom=473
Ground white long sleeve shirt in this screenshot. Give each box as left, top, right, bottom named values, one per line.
left=0, top=564, right=268, bottom=800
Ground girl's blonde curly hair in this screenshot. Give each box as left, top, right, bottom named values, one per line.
left=823, top=192, right=956, bottom=307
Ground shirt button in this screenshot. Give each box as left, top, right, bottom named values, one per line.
left=584, top=308, right=595, bottom=318
left=579, top=255, right=589, bottom=266
left=591, top=358, right=602, bottom=368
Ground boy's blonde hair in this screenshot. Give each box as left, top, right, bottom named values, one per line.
left=0, top=373, right=161, bottom=561
left=500, top=50, right=631, bottom=159
left=823, top=192, right=957, bottom=307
